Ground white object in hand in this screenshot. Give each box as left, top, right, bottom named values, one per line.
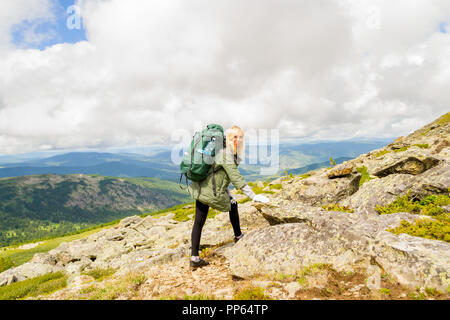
left=241, top=184, right=256, bottom=200
left=253, top=194, right=270, bottom=203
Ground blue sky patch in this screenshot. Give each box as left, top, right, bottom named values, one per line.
left=11, top=0, right=87, bottom=50
left=439, top=22, right=448, bottom=34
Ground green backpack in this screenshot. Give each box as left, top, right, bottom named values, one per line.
left=179, top=124, right=225, bottom=196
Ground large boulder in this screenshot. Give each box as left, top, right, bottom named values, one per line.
left=373, top=231, right=450, bottom=291
left=223, top=201, right=450, bottom=291
left=281, top=170, right=361, bottom=207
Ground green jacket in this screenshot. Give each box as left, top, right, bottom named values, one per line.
left=187, top=148, right=247, bottom=212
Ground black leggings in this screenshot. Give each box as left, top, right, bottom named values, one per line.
left=191, top=199, right=242, bottom=256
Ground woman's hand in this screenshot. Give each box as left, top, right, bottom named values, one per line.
left=227, top=188, right=238, bottom=204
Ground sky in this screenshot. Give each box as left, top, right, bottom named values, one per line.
left=0, top=0, right=449, bottom=155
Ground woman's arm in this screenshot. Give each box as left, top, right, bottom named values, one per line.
left=221, top=150, right=269, bottom=203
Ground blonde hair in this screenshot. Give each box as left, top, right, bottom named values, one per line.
left=225, top=126, right=245, bottom=159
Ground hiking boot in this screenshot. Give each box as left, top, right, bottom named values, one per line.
left=234, top=234, right=244, bottom=243
left=190, top=258, right=210, bottom=269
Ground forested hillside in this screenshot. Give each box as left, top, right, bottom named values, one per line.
left=0, top=174, right=191, bottom=246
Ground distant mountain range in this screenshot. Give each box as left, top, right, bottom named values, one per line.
left=0, top=141, right=390, bottom=182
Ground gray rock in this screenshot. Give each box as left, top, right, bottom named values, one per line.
left=224, top=222, right=370, bottom=278
left=341, top=162, right=450, bottom=214
left=31, top=253, right=57, bottom=266
left=118, top=215, right=143, bottom=228
left=340, top=174, right=416, bottom=215
left=369, top=150, right=440, bottom=177
left=281, top=171, right=361, bottom=206
left=225, top=200, right=449, bottom=291
left=373, top=231, right=450, bottom=292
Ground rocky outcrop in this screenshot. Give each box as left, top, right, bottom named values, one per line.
left=340, top=174, right=416, bottom=215
left=280, top=169, right=361, bottom=206
left=370, top=151, right=440, bottom=177
left=224, top=201, right=450, bottom=292
left=341, top=162, right=450, bottom=214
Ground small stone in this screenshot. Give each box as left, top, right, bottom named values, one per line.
left=327, top=166, right=353, bottom=179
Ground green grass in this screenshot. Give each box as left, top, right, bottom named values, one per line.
left=142, top=201, right=195, bottom=217
left=408, top=291, right=426, bottom=300
left=144, top=202, right=221, bottom=222
left=252, top=186, right=275, bottom=195
left=233, top=286, right=272, bottom=300
left=237, top=197, right=251, bottom=204
left=82, top=268, right=116, bottom=281
left=413, top=144, right=430, bottom=149
left=284, top=169, right=295, bottom=179
left=356, top=166, right=374, bottom=186
left=1, top=224, right=116, bottom=268
left=0, top=272, right=67, bottom=300
left=0, top=255, right=14, bottom=273
left=270, top=184, right=282, bottom=190
left=122, top=177, right=192, bottom=204
left=394, top=146, right=410, bottom=153
left=377, top=194, right=450, bottom=242
left=379, top=288, right=391, bottom=295
left=298, top=263, right=331, bottom=277
left=322, top=204, right=354, bottom=213
left=437, top=112, right=450, bottom=125
left=375, top=150, right=390, bottom=158
left=77, top=272, right=147, bottom=300
left=388, top=219, right=450, bottom=243
left=269, top=263, right=332, bottom=288
left=376, top=194, right=449, bottom=217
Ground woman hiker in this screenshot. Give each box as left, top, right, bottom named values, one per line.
left=187, top=125, right=270, bottom=269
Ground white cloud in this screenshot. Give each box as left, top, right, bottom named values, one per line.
left=0, top=0, right=54, bottom=52
left=0, top=0, right=449, bottom=154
